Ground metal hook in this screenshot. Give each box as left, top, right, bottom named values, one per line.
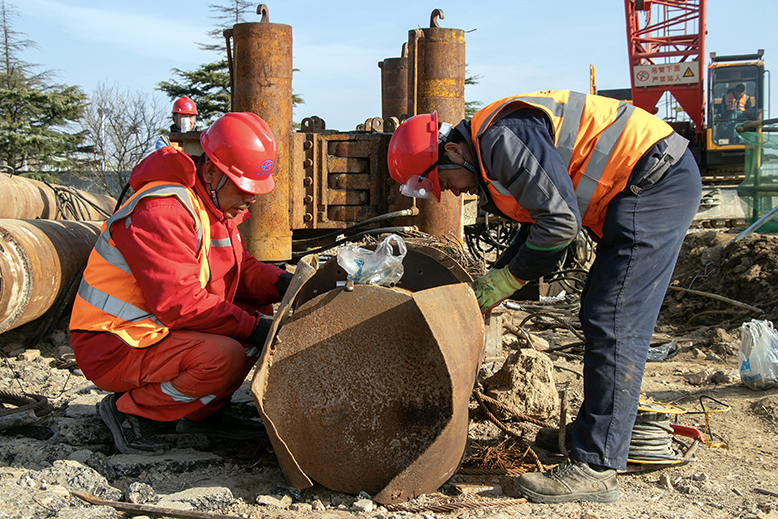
left=430, top=8, right=444, bottom=28
left=257, top=4, right=269, bottom=22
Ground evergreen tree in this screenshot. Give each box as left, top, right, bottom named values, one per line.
left=465, top=67, right=483, bottom=121
left=158, top=1, right=303, bottom=125
left=0, top=0, right=88, bottom=176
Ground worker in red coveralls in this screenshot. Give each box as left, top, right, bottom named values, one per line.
left=70, top=112, right=292, bottom=455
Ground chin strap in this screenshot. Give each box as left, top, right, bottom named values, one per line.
left=209, top=175, right=229, bottom=210
left=461, top=159, right=478, bottom=175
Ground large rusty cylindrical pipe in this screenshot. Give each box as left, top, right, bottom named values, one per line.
left=0, top=174, right=115, bottom=221
left=0, top=219, right=101, bottom=334
left=226, top=5, right=294, bottom=261
left=378, top=43, right=409, bottom=122
left=407, top=9, right=466, bottom=241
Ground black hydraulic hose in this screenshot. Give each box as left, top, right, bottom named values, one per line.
left=292, top=226, right=417, bottom=257
left=114, top=181, right=132, bottom=213
left=291, top=207, right=419, bottom=245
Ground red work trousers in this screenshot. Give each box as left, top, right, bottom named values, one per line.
left=91, top=330, right=257, bottom=422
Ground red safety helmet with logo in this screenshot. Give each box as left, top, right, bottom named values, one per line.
left=387, top=112, right=444, bottom=201
left=200, top=112, right=277, bottom=195
left=172, top=96, right=198, bottom=115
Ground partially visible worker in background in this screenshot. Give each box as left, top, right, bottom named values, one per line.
left=70, top=112, right=293, bottom=455
left=723, top=83, right=752, bottom=118
left=156, top=96, right=199, bottom=150
left=387, top=90, right=702, bottom=504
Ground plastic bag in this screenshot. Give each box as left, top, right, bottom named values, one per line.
left=336, top=234, right=407, bottom=286
left=738, top=319, right=778, bottom=390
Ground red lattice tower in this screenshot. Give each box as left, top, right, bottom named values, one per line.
left=625, top=0, right=706, bottom=132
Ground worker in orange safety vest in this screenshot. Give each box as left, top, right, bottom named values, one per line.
left=71, top=112, right=292, bottom=455
left=723, top=84, right=751, bottom=116
left=387, top=91, right=702, bottom=504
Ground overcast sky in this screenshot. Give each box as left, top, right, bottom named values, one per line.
left=14, top=0, right=778, bottom=131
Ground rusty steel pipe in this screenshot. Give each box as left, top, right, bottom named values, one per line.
left=406, top=10, right=466, bottom=241
left=0, top=219, right=101, bottom=334
left=378, top=43, right=409, bottom=121
left=252, top=246, right=484, bottom=505
left=0, top=174, right=115, bottom=221
left=226, top=6, right=294, bottom=261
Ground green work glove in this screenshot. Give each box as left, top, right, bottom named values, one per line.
left=471, top=267, right=526, bottom=313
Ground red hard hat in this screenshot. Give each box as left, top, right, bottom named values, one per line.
left=387, top=112, right=441, bottom=201
left=200, top=112, right=277, bottom=195
left=172, top=96, right=198, bottom=115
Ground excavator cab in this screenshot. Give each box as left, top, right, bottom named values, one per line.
left=706, top=50, right=765, bottom=172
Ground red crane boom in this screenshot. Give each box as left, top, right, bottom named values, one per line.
left=625, top=0, right=706, bottom=133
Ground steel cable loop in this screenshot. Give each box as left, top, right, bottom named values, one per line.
left=628, top=412, right=689, bottom=462
left=0, top=391, right=53, bottom=418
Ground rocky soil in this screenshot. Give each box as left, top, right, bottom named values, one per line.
left=2, top=228, right=778, bottom=519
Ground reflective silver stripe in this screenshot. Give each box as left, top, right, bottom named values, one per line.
left=487, top=180, right=513, bottom=197
left=93, top=184, right=205, bottom=277
left=245, top=346, right=260, bottom=357
left=107, top=184, right=203, bottom=251
left=160, top=381, right=216, bottom=405
left=94, top=233, right=133, bottom=275
left=555, top=92, right=586, bottom=168
left=514, top=95, right=565, bottom=117
left=514, top=93, right=585, bottom=168
left=210, top=237, right=232, bottom=248
left=77, top=278, right=163, bottom=325
left=575, top=102, right=636, bottom=216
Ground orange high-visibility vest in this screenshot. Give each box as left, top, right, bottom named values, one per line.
left=70, top=181, right=211, bottom=348
left=725, top=91, right=749, bottom=112
left=470, top=91, right=674, bottom=237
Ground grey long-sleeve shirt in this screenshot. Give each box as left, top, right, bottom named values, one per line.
left=473, top=108, right=582, bottom=281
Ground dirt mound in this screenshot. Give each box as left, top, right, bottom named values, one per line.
left=661, top=230, right=778, bottom=328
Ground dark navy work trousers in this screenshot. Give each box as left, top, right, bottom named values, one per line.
left=494, top=148, right=701, bottom=470
left=570, top=149, right=701, bottom=470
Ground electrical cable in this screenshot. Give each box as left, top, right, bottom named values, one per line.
left=41, top=181, right=112, bottom=220
left=292, top=226, right=417, bottom=257
left=291, top=208, right=418, bottom=245
left=114, top=181, right=132, bottom=213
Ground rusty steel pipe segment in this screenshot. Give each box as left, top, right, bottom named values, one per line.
left=252, top=246, right=484, bottom=504
left=0, top=174, right=115, bottom=220
left=226, top=6, right=294, bottom=262
left=0, top=219, right=101, bottom=334
left=406, top=10, right=466, bottom=242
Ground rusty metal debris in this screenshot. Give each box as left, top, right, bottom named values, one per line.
left=252, top=246, right=484, bottom=505
left=71, top=491, right=245, bottom=519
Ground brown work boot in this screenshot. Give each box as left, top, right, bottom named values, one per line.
left=517, top=459, right=620, bottom=503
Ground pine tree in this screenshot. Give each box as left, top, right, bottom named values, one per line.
left=157, top=1, right=303, bottom=125
left=0, top=0, right=88, bottom=176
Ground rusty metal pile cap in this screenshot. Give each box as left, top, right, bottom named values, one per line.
left=251, top=252, right=483, bottom=504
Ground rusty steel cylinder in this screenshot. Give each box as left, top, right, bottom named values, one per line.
left=0, top=219, right=101, bottom=334
left=378, top=45, right=409, bottom=121
left=0, top=174, right=115, bottom=221
left=227, top=13, right=294, bottom=261
left=407, top=14, right=466, bottom=241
